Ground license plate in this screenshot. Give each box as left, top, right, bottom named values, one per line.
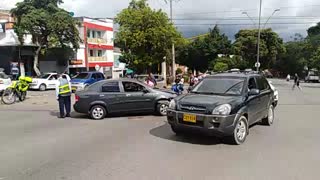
left=183, top=114, right=196, bottom=123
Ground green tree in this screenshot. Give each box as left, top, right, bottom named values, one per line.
left=310, top=47, right=320, bottom=70
left=233, top=28, right=285, bottom=70
left=11, top=0, right=80, bottom=76
left=176, top=26, right=232, bottom=72
left=213, top=62, right=228, bottom=72
left=176, top=67, right=183, bottom=75
left=115, top=0, right=183, bottom=72
left=275, top=40, right=307, bottom=76
left=214, top=56, right=247, bottom=70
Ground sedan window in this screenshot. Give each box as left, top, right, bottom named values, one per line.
left=191, top=78, right=244, bottom=95
left=39, top=74, right=51, bottom=79
left=101, top=82, right=120, bottom=92
left=122, top=82, right=145, bottom=92
left=248, top=78, right=257, bottom=90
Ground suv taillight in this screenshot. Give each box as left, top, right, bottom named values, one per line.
left=0, top=80, right=3, bottom=84
left=75, top=95, right=80, bottom=102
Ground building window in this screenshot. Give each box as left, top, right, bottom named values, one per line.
left=87, top=30, right=91, bottom=38
left=92, top=31, right=96, bottom=38
left=97, top=50, right=102, bottom=57
left=89, top=50, right=94, bottom=57
left=97, top=31, right=102, bottom=38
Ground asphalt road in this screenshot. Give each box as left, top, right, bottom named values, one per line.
left=0, top=79, right=320, bottom=180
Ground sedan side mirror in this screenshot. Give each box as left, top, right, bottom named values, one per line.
left=248, top=89, right=260, bottom=96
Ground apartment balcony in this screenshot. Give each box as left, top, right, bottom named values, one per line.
left=88, top=56, right=107, bottom=62
left=87, top=38, right=107, bottom=44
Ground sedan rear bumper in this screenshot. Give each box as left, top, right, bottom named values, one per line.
left=167, top=109, right=238, bottom=136
left=73, top=102, right=88, bottom=114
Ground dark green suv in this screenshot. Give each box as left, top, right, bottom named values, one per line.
left=167, top=73, right=276, bottom=145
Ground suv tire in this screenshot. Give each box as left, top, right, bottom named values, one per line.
left=225, top=116, right=248, bottom=145
left=156, top=100, right=169, bottom=116
left=262, top=105, right=274, bottom=126
left=90, top=105, right=107, bottom=120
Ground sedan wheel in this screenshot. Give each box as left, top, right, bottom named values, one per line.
left=90, top=105, right=106, bottom=120
left=157, top=101, right=169, bottom=116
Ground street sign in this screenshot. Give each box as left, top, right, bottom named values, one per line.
left=95, top=64, right=100, bottom=71
left=255, top=62, right=261, bottom=68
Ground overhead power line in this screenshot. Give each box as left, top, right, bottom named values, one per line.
left=172, top=16, right=320, bottom=21
left=175, top=22, right=318, bottom=26
left=174, top=4, right=320, bottom=16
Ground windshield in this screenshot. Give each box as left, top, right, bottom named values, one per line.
left=191, top=78, right=244, bottom=95
left=73, top=73, right=90, bottom=79
left=39, top=74, right=51, bottom=79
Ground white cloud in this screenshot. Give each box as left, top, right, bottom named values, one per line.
left=2, top=0, right=320, bottom=40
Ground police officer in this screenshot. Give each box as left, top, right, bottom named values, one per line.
left=56, top=74, right=72, bottom=118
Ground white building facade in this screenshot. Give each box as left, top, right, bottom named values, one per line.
left=69, top=17, right=114, bottom=77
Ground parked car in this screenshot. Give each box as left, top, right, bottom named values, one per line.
left=0, top=71, right=12, bottom=94
left=70, top=71, right=105, bottom=92
left=74, top=79, right=176, bottom=120
left=29, top=73, right=70, bottom=91
left=135, top=74, right=166, bottom=88
left=305, top=69, right=319, bottom=83
left=167, top=73, right=276, bottom=145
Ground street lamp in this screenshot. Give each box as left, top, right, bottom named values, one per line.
left=263, top=9, right=280, bottom=29
left=243, top=7, right=280, bottom=71
left=242, top=12, right=257, bottom=28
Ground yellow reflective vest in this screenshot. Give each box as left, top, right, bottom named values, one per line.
left=58, top=79, right=71, bottom=95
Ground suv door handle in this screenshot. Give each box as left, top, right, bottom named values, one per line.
left=99, top=95, right=105, bottom=97
left=126, top=94, right=131, bottom=97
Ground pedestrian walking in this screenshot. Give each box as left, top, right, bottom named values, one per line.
left=145, top=76, right=155, bottom=88
left=292, top=73, right=302, bottom=90
left=286, top=74, right=291, bottom=82
left=56, top=74, right=72, bottom=118
left=148, top=72, right=157, bottom=86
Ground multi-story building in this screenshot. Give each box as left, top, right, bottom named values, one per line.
left=0, top=13, right=115, bottom=77
left=69, top=17, right=114, bottom=77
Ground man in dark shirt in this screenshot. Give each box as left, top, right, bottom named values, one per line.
left=292, top=73, right=301, bottom=90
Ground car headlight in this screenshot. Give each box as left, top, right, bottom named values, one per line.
left=33, top=80, right=38, bottom=84
left=169, top=99, right=176, bottom=109
left=212, top=104, right=232, bottom=115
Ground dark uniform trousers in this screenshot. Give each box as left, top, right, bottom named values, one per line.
left=58, top=95, right=71, bottom=117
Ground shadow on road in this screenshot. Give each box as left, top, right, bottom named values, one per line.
left=149, top=123, right=228, bottom=145
left=49, top=110, right=159, bottom=121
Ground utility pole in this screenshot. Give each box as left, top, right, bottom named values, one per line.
left=169, top=0, right=176, bottom=80
left=256, top=0, right=262, bottom=72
